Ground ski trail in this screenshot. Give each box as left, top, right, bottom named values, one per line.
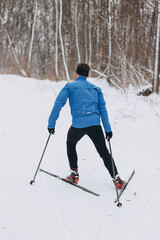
left=95, top=212, right=120, bottom=240
left=94, top=183, right=160, bottom=240
left=132, top=194, right=160, bottom=224
left=42, top=176, right=73, bottom=240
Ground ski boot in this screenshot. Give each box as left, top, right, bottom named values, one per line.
left=113, top=175, right=126, bottom=190
left=66, top=170, right=79, bottom=184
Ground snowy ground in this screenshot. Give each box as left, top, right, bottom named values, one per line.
left=0, top=74, right=160, bottom=240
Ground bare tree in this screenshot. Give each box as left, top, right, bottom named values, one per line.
left=0, top=12, right=27, bottom=77
left=153, top=0, right=160, bottom=93
left=28, top=0, right=38, bottom=77
left=0, top=0, right=159, bottom=90
left=55, top=0, right=59, bottom=79
left=59, top=0, right=70, bottom=82
left=74, top=0, right=81, bottom=63
left=107, top=0, right=112, bottom=82
left=88, top=2, right=93, bottom=68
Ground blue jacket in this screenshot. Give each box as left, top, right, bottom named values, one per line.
left=48, top=76, right=111, bottom=132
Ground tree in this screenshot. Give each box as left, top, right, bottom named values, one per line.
left=55, top=0, right=59, bottom=79
left=59, top=0, right=70, bottom=82
left=107, top=0, right=112, bottom=82
left=0, top=12, right=27, bottom=77
left=28, top=0, right=38, bottom=77
left=0, top=0, right=159, bottom=90
left=74, top=0, right=81, bottom=63
left=153, top=0, right=160, bottom=93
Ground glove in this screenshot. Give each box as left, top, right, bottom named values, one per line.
left=48, top=128, right=55, bottom=134
left=105, top=131, right=113, bottom=141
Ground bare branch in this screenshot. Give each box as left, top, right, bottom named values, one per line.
left=0, top=13, right=27, bottom=77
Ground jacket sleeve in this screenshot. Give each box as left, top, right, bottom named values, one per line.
left=48, top=84, right=69, bottom=128
left=98, top=88, right=112, bottom=133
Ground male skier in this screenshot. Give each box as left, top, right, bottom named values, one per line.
left=48, top=63, right=125, bottom=189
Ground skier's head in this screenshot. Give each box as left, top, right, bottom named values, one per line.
left=76, top=63, right=90, bottom=77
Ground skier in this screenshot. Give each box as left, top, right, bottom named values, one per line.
left=48, top=63, right=125, bottom=189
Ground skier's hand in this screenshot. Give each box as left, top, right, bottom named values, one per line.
left=105, top=131, right=113, bottom=141
left=48, top=128, right=55, bottom=134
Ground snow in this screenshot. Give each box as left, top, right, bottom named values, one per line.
left=0, top=74, right=160, bottom=240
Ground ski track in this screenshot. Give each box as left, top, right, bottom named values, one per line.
left=0, top=75, right=160, bottom=240
left=133, top=193, right=160, bottom=224
left=42, top=176, right=72, bottom=240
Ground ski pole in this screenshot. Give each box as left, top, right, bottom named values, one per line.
left=108, top=140, right=122, bottom=208
left=30, top=133, right=51, bottom=185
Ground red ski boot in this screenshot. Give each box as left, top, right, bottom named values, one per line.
left=66, top=171, right=79, bottom=184
left=113, top=175, right=126, bottom=190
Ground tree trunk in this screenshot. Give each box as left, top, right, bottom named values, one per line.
left=88, top=3, right=92, bottom=68
left=153, top=0, right=160, bottom=93
left=55, top=0, right=59, bottom=79
left=107, top=0, right=112, bottom=82
left=59, top=0, right=70, bottom=82
left=75, top=1, right=81, bottom=63
left=28, top=0, right=38, bottom=77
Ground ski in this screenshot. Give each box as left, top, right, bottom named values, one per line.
left=114, top=169, right=135, bottom=203
left=40, top=169, right=100, bottom=197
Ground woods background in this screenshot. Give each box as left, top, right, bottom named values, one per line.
left=0, top=0, right=160, bottom=93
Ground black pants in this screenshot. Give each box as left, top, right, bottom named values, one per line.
left=66, top=125, right=118, bottom=178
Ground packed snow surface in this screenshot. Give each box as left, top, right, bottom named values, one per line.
left=0, top=75, right=160, bottom=240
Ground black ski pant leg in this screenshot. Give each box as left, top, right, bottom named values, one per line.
left=66, top=126, right=85, bottom=170
left=87, top=126, right=118, bottom=178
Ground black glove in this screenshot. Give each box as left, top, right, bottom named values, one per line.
left=48, top=128, right=55, bottom=134
left=105, top=131, right=113, bottom=141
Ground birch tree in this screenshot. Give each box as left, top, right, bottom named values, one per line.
left=55, top=0, right=59, bottom=79
left=59, top=0, right=70, bottom=82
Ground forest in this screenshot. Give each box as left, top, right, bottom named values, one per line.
left=0, top=0, right=160, bottom=93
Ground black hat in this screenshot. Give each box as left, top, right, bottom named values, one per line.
left=76, top=63, right=90, bottom=77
